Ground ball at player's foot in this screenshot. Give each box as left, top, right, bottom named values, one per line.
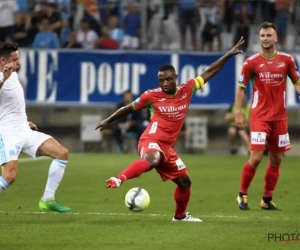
left=125, top=187, right=150, bottom=212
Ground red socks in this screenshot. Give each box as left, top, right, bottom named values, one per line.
left=117, top=160, right=151, bottom=182
left=240, top=161, right=257, bottom=194
left=174, top=186, right=191, bottom=218
left=264, top=163, right=280, bottom=198
left=240, top=161, right=280, bottom=198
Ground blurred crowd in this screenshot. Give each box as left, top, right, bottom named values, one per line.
left=0, top=0, right=298, bottom=51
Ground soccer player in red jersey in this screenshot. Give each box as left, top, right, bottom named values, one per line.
left=95, top=38, right=244, bottom=222
left=235, top=22, right=300, bottom=211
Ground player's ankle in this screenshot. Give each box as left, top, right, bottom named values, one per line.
left=262, top=196, right=272, bottom=203
left=174, top=215, right=186, bottom=220
left=117, top=175, right=126, bottom=183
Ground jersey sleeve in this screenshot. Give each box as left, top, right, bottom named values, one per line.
left=185, top=76, right=205, bottom=94
left=132, top=91, right=151, bottom=110
left=287, top=56, right=300, bottom=84
left=237, top=59, right=253, bottom=88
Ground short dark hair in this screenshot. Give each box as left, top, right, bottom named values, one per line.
left=260, top=22, right=276, bottom=31
left=123, top=90, right=132, bottom=95
left=158, top=64, right=176, bottom=73
left=0, top=42, right=18, bottom=58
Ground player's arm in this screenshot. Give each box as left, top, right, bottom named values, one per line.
left=0, top=63, right=14, bottom=91
left=235, top=59, right=252, bottom=129
left=0, top=79, right=5, bottom=90
left=199, top=37, right=244, bottom=84
left=96, top=104, right=136, bottom=131
left=287, top=56, right=300, bottom=94
left=95, top=92, right=150, bottom=131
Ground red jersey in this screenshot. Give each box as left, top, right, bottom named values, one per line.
left=132, top=76, right=205, bottom=145
left=238, top=51, right=300, bottom=121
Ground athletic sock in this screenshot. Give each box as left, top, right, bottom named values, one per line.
left=42, top=159, right=67, bottom=202
left=239, top=161, right=257, bottom=194
left=174, top=186, right=191, bottom=219
left=263, top=163, right=280, bottom=199
left=0, top=177, right=9, bottom=195
left=117, top=160, right=151, bottom=182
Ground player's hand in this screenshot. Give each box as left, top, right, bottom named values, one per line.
left=235, top=113, right=246, bottom=130
left=228, top=37, right=244, bottom=56
left=95, top=119, right=109, bottom=131
left=29, top=121, right=38, bottom=131
left=2, top=63, right=14, bottom=80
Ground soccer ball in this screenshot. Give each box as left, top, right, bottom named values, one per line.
left=124, top=187, right=150, bottom=212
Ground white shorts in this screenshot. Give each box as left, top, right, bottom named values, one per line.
left=0, top=128, right=52, bottom=165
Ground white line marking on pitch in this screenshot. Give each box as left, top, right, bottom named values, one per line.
left=0, top=211, right=297, bottom=220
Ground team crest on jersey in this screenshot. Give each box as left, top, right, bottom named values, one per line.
left=277, top=62, right=285, bottom=68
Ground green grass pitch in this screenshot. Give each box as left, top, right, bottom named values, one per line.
left=0, top=153, right=299, bottom=250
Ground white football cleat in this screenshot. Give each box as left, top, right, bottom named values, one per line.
left=172, top=212, right=202, bottom=222
left=106, top=177, right=122, bottom=188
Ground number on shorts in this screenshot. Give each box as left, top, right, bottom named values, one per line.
left=175, top=158, right=186, bottom=171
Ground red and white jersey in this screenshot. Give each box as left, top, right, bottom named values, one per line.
left=238, top=51, right=300, bottom=121
left=132, top=76, right=204, bottom=145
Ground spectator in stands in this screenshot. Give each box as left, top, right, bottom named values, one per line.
left=14, top=11, right=31, bottom=47
left=108, top=15, right=124, bottom=48
left=148, top=0, right=164, bottom=50
left=58, top=0, right=72, bottom=24
left=43, top=2, right=63, bottom=36
left=256, top=0, right=276, bottom=23
left=200, top=0, right=222, bottom=51
left=233, top=0, right=253, bottom=52
left=62, top=30, right=82, bottom=48
left=122, top=2, right=141, bottom=49
left=295, top=0, right=300, bottom=47
left=223, top=0, right=234, bottom=33
left=224, top=94, right=250, bottom=155
left=60, top=19, right=71, bottom=45
left=275, top=0, right=293, bottom=50
left=76, top=18, right=99, bottom=49
left=111, top=90, right=149, bottom=153
left=32, top=17, right=60, bottom=49
left=97, top=26, right=120, bottom=49
left=178, top=0, right=199, bottom=50
left=30, top=1, right=62, bottom=43
left=0, top=0, right=18, bottom=42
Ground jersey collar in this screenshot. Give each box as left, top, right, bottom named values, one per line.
left=259, top=50, right=277, bottom=60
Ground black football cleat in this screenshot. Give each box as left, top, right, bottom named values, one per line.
left=260, top=199, right=281, bottom=211
left=237, top=194, right=250, bottom=210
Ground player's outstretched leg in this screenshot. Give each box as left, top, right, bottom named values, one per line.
left=0, top=161, right=18, bottom=195
left=106, top=151, right=161, bottom=188
left=172, top=175, right=202, bottom=222
left=237, top=150, right=263, bottom=210
left=260, top=152, right=282, bottom=211
left=36, top=138, right=70, bottom=213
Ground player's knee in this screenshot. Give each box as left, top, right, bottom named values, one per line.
left=142, top=152, right=161, bottom=169
left=181, top=179, right=191, bottom=189
left=269, top=153, right=283, bottom=166
left=175, top=175, right=191, bottom=189
left=58, top=147, right=69, bottom=161
left=249, top=151, right=264, bottom=167
left=228, top=128, right=236, bottom=137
